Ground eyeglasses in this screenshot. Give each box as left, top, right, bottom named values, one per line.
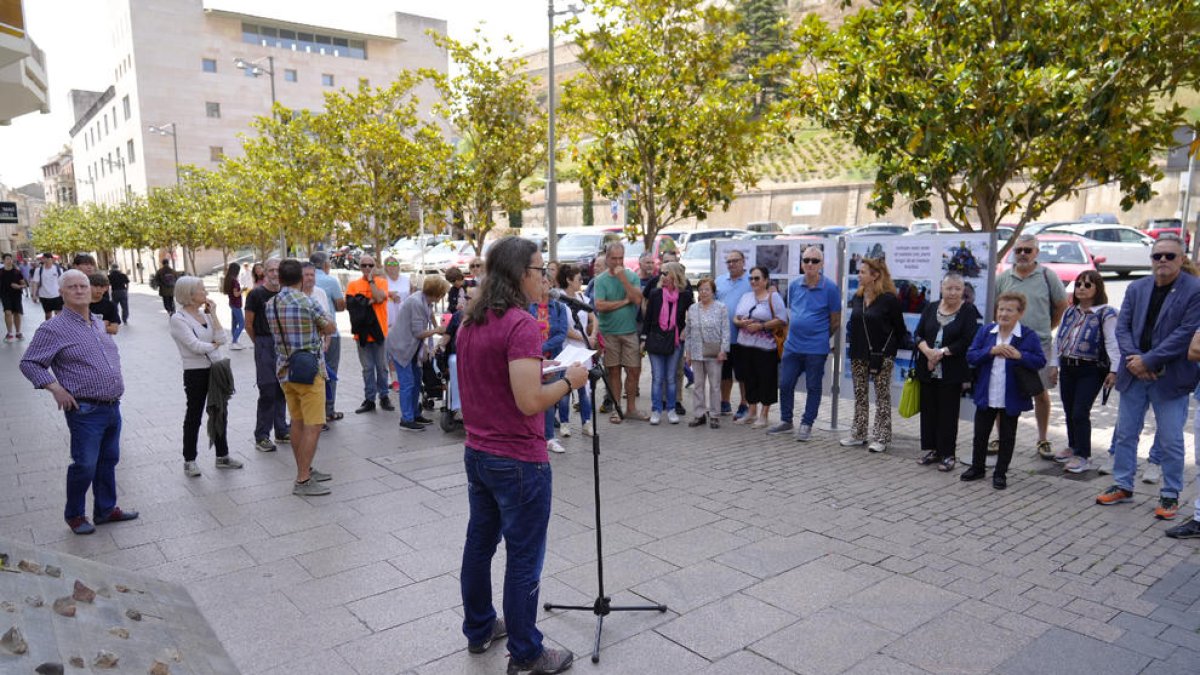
left=360, top=264, right=375, bottom=268
left=1076, top=281, right=1094, bottom=289
left=1152, top=252, right=1178, bottom=261
left=749, top=275, right=764, bottom=281
left=527, top=266, right=548, bottom=276
left=725, top=259, right=743, bottom=265
left=469, top=263, right=482, bottom=269
left=802, top=258, right=822, bottom=265
left=1014, top=247, right=1035, bottom=255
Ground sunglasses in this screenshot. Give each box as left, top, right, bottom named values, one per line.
left=360, top=264, right=375, bottom=268
left=1014, top=247, right=1035, bottom=255
left=1152, top=252, right=1178, bottom=261
left=802, top=258, right=822, bottom=264
left=469, top=264, right=482, bottom=269
left=749, top=275, right=764, bottom=281
left=1076, top=281, right=1094, bottom=289
left=385, top=261, right=399, bottom=267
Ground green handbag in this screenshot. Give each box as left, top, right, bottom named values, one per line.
left=898, top=356, right=921, bottom=419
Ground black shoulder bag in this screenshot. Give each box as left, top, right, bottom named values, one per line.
left=272, top=302, right=320, bottom=385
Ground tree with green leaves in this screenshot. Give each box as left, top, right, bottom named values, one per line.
left=733, top=0, right=793, bottom=116
left=317, top=75, right=451, bottom=253
left=424, top=31, right=546, bottom=249
left=561, top=0, right=771, bottom=247
left=793, top=0, right=1200, bottom=244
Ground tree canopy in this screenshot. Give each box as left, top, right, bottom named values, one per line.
left=793, top=0, right=1200, bottom=237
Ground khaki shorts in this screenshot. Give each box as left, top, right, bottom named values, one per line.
left=1038, top=338, right=1053, bottom=390
left=602, top=332, right=641, bottom=369
left=282, top=375, right=327, bottom=426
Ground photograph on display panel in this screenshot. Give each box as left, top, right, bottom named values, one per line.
left=756, top=243, right=789, bottom=277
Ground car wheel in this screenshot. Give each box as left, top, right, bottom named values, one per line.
left=1117, top=270, right=1132, bottom=278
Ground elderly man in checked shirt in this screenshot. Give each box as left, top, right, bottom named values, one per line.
left=267, top=259, right=337, bottom=497
left=20, top=269, right=139, bottom=535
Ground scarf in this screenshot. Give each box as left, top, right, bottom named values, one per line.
left=658, top=286, right=679, bottom=345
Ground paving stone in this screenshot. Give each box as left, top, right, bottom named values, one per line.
left=1140, top=648, right=1200, bottom=675
left=743, top=559, right=878, bottom=617
left=553, top=547, right=677, bottom=597
left=701, top=650, right=795, bottom=675
left=1112, top=630, right=1179, bottom=660
left=596, top=629, right=713, bottom=673
left=994, top=627, right=1152, bottom=675
left=283, top=559, right=412, bottom=610
left=656, top=593, right=798, bottom=661
left=751, top=608, right=898, bottom=675
left=884, top=611, right=1028, bottom=674
left=347, top=573, right=462, bottom=631
left=336, top=608, right=464, bottom=673
left=630, top=560, right=758, bottom=614
left=836, top=575, right=964, bottom=634
left=1158, top=625, right=1200, bottom=651
left=713, top=532, right=833, bottom=579
left=638, top=525, right=752, bottom=567
left=842, top=654, right=932, bottom=675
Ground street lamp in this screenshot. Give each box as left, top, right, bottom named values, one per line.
left=147, top=123, right=180, bottom=185
left=78, top=176, right=97, bottom=202
left=234, top=55, right=285, bottom=254
left=547, top=1, right=583, bottom=262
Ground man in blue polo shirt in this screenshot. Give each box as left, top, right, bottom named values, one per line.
left=716, top=248, right=752, bottom=417
left=768, top=245, right=841, bottom=441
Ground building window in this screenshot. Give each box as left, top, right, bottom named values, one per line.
left=210, top=146, right=224, bottom=162
left=322, top=73, right=334, bottom=87
left=122, top=95, right=131, bottom=120
left=206, top=102, right=221, bottom=118
left=284, top=68, right=297, bottom=83
left=127, top=139, right=136, bottom=164
left=241, top=22, right=367, bottom=60
left=112, top=106, right=118, bottom=128
left=104, top=116, right=109, bottom=135
left=202, top=58, right=217, bottom=73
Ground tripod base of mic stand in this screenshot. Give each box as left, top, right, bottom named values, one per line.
left=543, top=596, right=668, bottom=664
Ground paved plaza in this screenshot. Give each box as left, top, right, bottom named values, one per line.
left=1, top=284, right=1198, bottom=674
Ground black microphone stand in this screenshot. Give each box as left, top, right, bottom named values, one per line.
left=543, top=306, right=667, bottom=664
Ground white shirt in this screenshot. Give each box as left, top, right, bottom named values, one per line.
left=306, top=286, right=330, bottom=316
left=169, top=309, right=229, bottom=370
left=385, top=274, right=412, bottom=327
left=34, top=264, right=61, bottom=298
left=237, top=266, right=253, bottom=291
left=564, top=290, right=593, bottom=349
left=988, top=323, right=1021, bottom=408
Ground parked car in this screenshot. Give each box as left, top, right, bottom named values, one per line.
left=1079, top=213, right=1121, bottom=225
left=1041, top=224, right=1153, bottom=276
left=383, top=235, right=447, bottom=272
left=814, top=225, right=852, bottom=235
left=1139, top=218, right=1191, bottom=250
left=677, top=228, right=749, bottom=251
left=908, top=219, right=943, bottom=233
left=846, top=223, right=907, bottom=236
left=783, top=224, right=812, bottom=235
left=556, top=230, right=622, bottom=283
left=995, top=235, right=1106, bottom=285
left=420, top=240, right=476, bottom=274
left=744, top=232, right=784, bottom=240
left=745, top=221, right=781, bottom=233
left=681, top=239, right=715, bottom=283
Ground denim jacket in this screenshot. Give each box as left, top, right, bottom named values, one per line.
left=529, top=300, right=569, bottom=358
left=1053, top=304, right=1117, bottom=368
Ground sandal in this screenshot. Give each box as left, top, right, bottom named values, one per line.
left=609, top=412, right=623, bottom=424
left=328, top=412, right=345, bottom=421
left=628, top=410, right=651, bottom=422
left=917, top=451, right=938, bottom=466
left=709, top=417, right=720, bottom=429
left=938, top=457, right=957, bottom=472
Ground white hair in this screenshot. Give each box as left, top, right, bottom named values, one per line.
left=61, top=269, right=88, bottom=286
left=173, top=275, right=206, bottom=307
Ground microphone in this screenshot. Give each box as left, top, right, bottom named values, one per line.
left=549, top=288, right=595, bottom=314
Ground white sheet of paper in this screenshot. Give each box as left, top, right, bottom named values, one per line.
left=542, top=344, right=597, bottom=373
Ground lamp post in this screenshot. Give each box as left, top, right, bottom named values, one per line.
left=78, top=176, right=97, bottom=202
left=547, top=1, right=583, bottom=262
left=147, top=123, right=180, bottom=185
left=234, top=55, right=285, bottom=254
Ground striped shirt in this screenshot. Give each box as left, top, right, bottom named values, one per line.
left=266, top=286, right=330, bottom=382
left=20, top=307, right=124, bottom=400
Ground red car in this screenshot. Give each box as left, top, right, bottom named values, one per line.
left=995, top=234, right=1106, bottom=286
left=1140, top=218, right=1191, bottom=249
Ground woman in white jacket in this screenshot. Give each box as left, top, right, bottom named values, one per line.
left=169, top=276, right=243, bottom=477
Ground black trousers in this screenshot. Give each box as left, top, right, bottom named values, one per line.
left=739, top=346, right=779, bottom=406
left=183, top=367, right=228, bottom=461
left=161, top=294, right=176, bottom=315
left=111, top=290, right=129, bottom=322
left=1059, top=363, right=1106, bottom=458
left=972, top=407, right=1018, bottom=477
left=919, top=378, right=963, bottom=459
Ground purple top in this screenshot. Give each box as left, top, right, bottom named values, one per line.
left=20, top=308, right=124, bottom=401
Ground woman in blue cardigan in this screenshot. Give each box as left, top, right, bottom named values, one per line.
left=530, top=275, right=570, bottom=453
left=961, top=291, right=1047, bottom=489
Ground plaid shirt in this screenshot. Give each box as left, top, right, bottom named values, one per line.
left=266, top=287, right=331, bottom=383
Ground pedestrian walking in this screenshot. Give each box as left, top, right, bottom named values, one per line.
left=994, top=234, right=1068, bottom=458
left=222, top=263, right=246, bottom=350
left=841, top=256, right=907, bottom=452
left=244, top=258, right=290, bottom=452
left=960, top=292, right=1046, bottom=489
left=31, top=252, right=63, bottom=320
left=456, top=236, right=587, bottom=674
left=169, top=276, right=242, bottom=477
left=151, top=259, right=178, bottom=315
left=107, top=264, right=130, bottom=324
left=19, top=269, right=139, bottom=535
left=1096, top=234, right=1200, bottom=521
left=732, top=266, right=787, bottom=428
left=769, top=245, right=841, bottom=441
left=267, top=259, right=337, bottom=497
left=1, top=253, right=27, bottom=341
left=1048, top=270, right=1118, bottom=474
left=683, top=277, right=729, bottom=429
left=913, top=273, right=981, bottom=472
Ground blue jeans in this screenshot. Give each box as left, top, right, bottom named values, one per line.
left=557, top=382, right=591, bottom=425
left=460, top=447, right=552, bottom=663
left=229, top=306, right=245, bottom=344
left=392, top=353, right=421, bottom=422
left=779, top=352, right=828, bottom=426
left=648, top=349, right=682, bottom=413
left=325, top=335, right=341, bottom=415
left=357, top=341, right=389, bottom=402
left=64, top=401, right=122, bottom=521
left=1112, top=379, right=1188, bottom=497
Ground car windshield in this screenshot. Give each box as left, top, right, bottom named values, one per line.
left=623, top=240, right=645, bottom=257
left=558, top=233, right=605, bottom=253
left=682, top=241, right=712, bottom=260
left=1007, top=242, right=1086, bottom=264
left=389, top=239, right=423, bottom=252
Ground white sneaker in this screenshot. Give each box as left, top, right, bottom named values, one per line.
left=559, top=424, right=571, bottom=438
left=649, top=412, right=661, bottom=425
left=215, top=456, right=244, bottom=470
left=751, top=417, right=768, bottom=429
left=733, top=415, right=756, bottom=426
left=839, top=438, right=867, bottom=447
left=184, top=460, right=201, bottom=477
left=547, top=439, right=566, bottom=454
left=667, top=411, right=680, bottom=425
left=868, top=441, right=887, bottom=453
left=795, top=424, right=812, bottom=442
left=1141, top=463, right=1162, bottom=484
left=229, top=342, right=245, bottom=351
left=1097, top=455, right=1115, bottom=475
left=581, top=424, right=594, bottom=437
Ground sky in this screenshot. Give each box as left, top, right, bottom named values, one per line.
left=0, top=0, right=565, bottom=189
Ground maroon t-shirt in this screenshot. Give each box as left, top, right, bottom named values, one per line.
left=457, top=307, right=546, bottom=462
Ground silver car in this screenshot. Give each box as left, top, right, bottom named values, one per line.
left=1042, top=224, right=1154, bottom=277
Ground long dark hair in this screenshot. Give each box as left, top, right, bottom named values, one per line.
left=464, top=236, right=537, bottom=326
left=222, top=263, right=239, bottom=295
left=1071, top=270, right=1108, bottom=306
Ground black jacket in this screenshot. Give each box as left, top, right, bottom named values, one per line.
left=346, top=294, right=384, bottom=345
left=847, top=292, right=908, bottom=360
left=912, top=301, right=982, bottom=383
left=641, top=287, right=694, bottom=354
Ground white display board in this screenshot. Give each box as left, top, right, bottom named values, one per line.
left=712, top=236, right=842, bottom=302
